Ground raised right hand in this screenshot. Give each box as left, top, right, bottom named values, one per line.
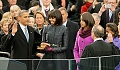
left=12, top=22, right=18, bottom=35
left=98, top=4, right=106, bottom=16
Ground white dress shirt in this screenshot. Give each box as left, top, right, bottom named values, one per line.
left=94, top=38, right=103, bottom=42
left=63, top=20, right=67, bottom=27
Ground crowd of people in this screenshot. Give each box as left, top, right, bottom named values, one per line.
left=0, top=0, right=120, bottom=70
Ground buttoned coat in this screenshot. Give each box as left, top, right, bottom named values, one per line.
left=42, top=25, right=68, bottom=59
left=2, top=23, right=37, bottom=59
left=73, top=31, right=93, bottom=63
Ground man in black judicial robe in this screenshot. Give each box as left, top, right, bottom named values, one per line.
left=78, top=25, right=120, bottom=70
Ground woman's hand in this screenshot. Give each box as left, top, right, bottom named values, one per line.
left=37, top=42, right=50, bottom=50
left=40, top=42, right=50, bottom=48
left=36, top=53, right=44, bottom=59
left=106, top=33, right=113, bottom=43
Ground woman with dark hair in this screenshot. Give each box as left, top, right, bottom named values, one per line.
left=105, top=23, right=120, bottom=50
left=41, top=9, right=68, bottom=59
left=73, top=12, right=95, bottom=64
left=37, top=9, right=68, bottom=70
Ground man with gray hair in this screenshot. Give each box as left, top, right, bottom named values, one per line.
left=81, top=25, right=119, bottom=58
left=78, top=25, right=119, bottom=70
left=92, top=13, right=101, bottom=25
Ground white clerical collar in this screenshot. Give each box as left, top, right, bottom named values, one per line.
left=94, top=38, right=103, bottom=42
left=63, top=20, right=67, bottom=27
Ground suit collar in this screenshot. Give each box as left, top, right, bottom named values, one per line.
left=18, top=24, right=29, bottom=44
left=66, top=19, right=71, bottom=27
left=63, top=19, right=67, bottom=26
left=94, top=38, right=103, bottom=42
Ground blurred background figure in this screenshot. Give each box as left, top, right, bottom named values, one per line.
left=88, top=0, right=107, bottom=13
left=92, top=13, right=101, bottom=25
left=0, top=18, right=10, bottom=49
left=2, top=12, right=14, bottom=24
left=0, top=0, right=3, bottom=10
left=10, top=5, right=21, bottom=20
left=98, top=0, right=117, bottom=28
left=59, top=7, right=79, bottom=59
left=28, top=16, right=35, bottom=27
left=41, top=0, right=54, bottom=18
left=1, top=0, right=30, bottom=10
left=29, top=0, right=41, bottom=16
left=0, top=0, right=3, bottom=21
left=81, top=0, right=94, bottom=14
left=67, top=0, right=80, bottom=25
left=55, top=0, right=69, bottom=8
left=2, top=0, right=25, bottom=12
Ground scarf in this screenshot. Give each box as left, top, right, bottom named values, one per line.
left=79, top=27, right=92, bottom=38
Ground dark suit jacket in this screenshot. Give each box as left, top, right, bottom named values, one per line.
left=88, top=3, right=117, bottom=28
left=79, top=40, right=120, bottom=70
left=42, top=24, right=68, bottom=59
left=0, top=10, right=4, bottom=21
left=2, top=23, right=37, bottom=59
left=2, top=4, right=25, bottom=12
left=100, top=10, right=116, bottom=29
left=114, top=8, right=120, bottom=25
left=66, top=19, right=79, bottom=59
left=88, top=3, right=102, bottom=13
left=55, top=0, right=69, bottom=9
left=81, top=40, right=119, bottom=57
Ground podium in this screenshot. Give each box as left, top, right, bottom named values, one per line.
left=0, top=57, right=27, bottom=70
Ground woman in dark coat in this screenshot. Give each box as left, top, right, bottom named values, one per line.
left=41, top=9, right=68, bottom=59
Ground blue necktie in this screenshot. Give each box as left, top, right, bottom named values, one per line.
left=24, top=27, right=29, bottom=42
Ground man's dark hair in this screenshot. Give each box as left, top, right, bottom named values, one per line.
left=106, top=23, right=118, bottom=37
